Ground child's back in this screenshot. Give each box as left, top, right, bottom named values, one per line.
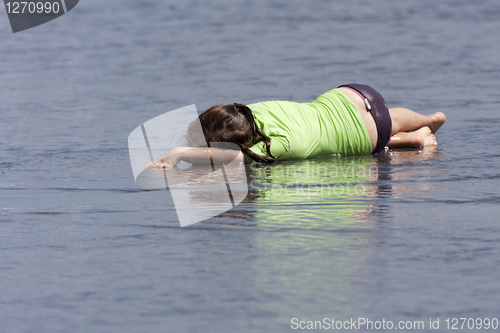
left=248, top=89, right=372, bottom=160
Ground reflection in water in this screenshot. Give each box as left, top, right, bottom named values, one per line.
left=158, top=160, right=247, bottom=227
left=247, top=155, right=383, bottom=228
left=377, top=146, right=445, bottom=199
left=154, top=148, right=445, bottom=320
left=175, top=146, right=445, bottom=228
left=239, top=156, right=385, bottom=320
left=215, top=148, right=445, bottom=322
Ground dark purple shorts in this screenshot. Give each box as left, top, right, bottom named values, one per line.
left=338, top=83, right=392, bottom=153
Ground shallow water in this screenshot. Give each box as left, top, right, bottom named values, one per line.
left=1, top=0, right=500, bottom=332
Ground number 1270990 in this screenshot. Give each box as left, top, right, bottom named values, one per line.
left=5, top=2, right=60, bottom=14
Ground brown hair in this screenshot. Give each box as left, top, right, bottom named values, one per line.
left=187, top=103, right=278, bottom=164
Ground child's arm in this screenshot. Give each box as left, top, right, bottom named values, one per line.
left=144, top=147, right=247, bottom=169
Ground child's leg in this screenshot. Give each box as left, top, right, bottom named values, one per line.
left=389, top=108, right=446, bottom=135
left=388, top=126, right=437, bottom=148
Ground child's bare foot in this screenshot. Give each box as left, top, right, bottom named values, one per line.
left=428, top=112, right=446, bottom=133
left=388, top=126, right=438, bottom=148
left=425, top=133, right=437, bottom=146
left=413, top=126, right=438, bottom=146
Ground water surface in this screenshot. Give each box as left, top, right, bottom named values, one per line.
left=1, top=1, right=500, bottom=332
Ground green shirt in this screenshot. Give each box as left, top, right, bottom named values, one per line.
left=247, top=88, right=372, bottom=161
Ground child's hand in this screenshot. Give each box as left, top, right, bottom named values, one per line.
left=143, top=147, right=183, bottom=169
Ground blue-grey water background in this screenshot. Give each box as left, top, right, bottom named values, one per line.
left=1, top=1, right=500, bottom=332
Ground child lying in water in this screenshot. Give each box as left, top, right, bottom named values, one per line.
left=146, top=83, right=446, bottom=168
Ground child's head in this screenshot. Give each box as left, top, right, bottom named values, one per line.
left=187, top=103, right=277, bottom=163
left=191, top=103, right=253, bottom=147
